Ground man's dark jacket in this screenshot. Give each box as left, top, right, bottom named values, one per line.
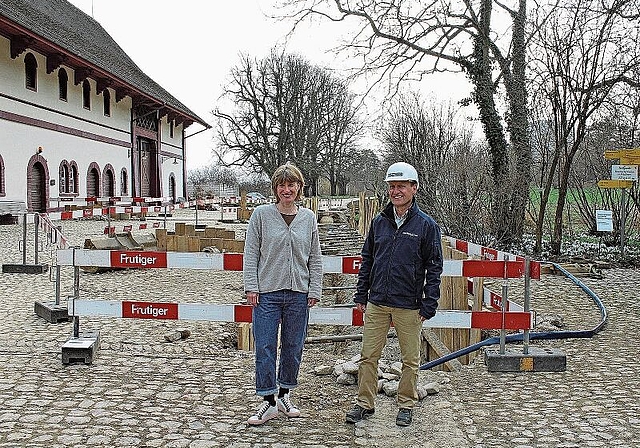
left=354, top=199, right=443, bottom=319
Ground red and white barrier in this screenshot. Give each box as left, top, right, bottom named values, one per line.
left=103, top=222, right=161, bottom=234
left=56, top=249, right=536, bottom=279
left=467, top=279, right=523, bottom=312
left=68, top=299, right=533, bottom=330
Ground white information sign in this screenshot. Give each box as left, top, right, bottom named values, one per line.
left=596, top=210, right=613, bottom=232
left=611, top=164, right=638, bottom=181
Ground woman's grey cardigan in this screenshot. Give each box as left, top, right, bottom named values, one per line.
left=243, top=204, right=323, bottom=300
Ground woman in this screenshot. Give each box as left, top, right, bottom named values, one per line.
left=243, top=163, right=323, bottom=425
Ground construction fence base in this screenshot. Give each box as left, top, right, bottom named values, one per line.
left=62, top=331, right=100, bottom=365
left=484, top=346, right=566, bottom=372
left=34, top=301, right=69, bottom=323
left=2, top=263, right=49, bottom=274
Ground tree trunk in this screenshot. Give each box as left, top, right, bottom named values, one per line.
left=471, top=0, right=512, bottom=244
left=505, top=0, right=531, bottom=243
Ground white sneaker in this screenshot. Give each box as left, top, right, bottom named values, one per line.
left=277, top=393, right=301, bottom=417
left=247, top=401, right=278, bottom=425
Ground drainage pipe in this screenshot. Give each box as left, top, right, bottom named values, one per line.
left=419, top=261, right=608, bottom=370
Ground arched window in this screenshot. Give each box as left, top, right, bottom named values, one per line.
left=120, top=168, right=128, bottom=196
left=58, top=68, right=68, bottom=101
left=59, top=161, right=70, bottom=194
left=70, top=162, right=79, bottom=194
left=168, top=174, right=176, bottom=202
left=82, top=79, right=91, bottom=109
left=0, top=155, right=5, bottom=197
left=103, top=89, right=111, bottom=116
left=24, top=53, right=37, bottom=90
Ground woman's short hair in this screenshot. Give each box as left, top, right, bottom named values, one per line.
left=271, top=163, right=305, bottom=202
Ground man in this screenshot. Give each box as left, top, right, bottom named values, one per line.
left=345, top=161, right=443, bottom=427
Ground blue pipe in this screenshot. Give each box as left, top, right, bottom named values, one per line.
left=419, top=261, right=608, bottom=370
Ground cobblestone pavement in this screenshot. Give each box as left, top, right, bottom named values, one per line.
left=0, top=210, right=638, bottom=447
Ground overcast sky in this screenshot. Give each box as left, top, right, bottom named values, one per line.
left=67, top=0, right=471, bottom=170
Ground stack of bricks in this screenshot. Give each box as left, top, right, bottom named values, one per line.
left=155, top=223, right=245, bottom=253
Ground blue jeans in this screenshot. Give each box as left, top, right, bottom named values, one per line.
left=252, top=290, right=310, bottom=396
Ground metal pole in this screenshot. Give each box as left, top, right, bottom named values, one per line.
left=523, top=257, right=531, bottom=355
left=22, top=213, right=27, bottom=265
left=195, top=197, right=199, bottom=227
left=73, top=264, right=80, bottom=338
left=164, top=205, right=167, bottom=229
left=620, top=188, right=626, bottom=257
left=107, top=204, right=112, bottom=238
left=34, top=213, right=39, bottom=265
left=500, top=255, right=509, bottom=355
left=55, top=265, right=61, bottom=306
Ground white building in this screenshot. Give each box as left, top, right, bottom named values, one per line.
left=0, top=0, right=209, bottom=216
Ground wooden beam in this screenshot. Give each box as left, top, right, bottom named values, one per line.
left=10, top=35, right=33, bottom=59
left=74, top=67, right=92, bottom=85
left=46, top=53, right=66, bottom=74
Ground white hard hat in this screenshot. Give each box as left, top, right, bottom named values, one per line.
left=384, top=162, right=419, bottom=186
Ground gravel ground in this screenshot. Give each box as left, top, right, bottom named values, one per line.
left=0, top=209, right=638, bottom=447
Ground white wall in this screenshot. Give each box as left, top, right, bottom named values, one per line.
left=0, top=35, right=188, bottom=208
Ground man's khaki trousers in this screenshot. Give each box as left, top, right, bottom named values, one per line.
left=356, top=303, right=422, bottom=409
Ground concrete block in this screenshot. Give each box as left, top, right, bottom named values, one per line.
left=2, top=263, right=49, bottom=274
left=485, top=346, right=566, bottom=372
left=34, top=301, right=69, bottom=323
left=61, top=331, right=100, bottom=365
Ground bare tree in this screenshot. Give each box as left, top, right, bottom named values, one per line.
left=320, top=78, right=365, bottom=195
left=188, top=165, right=238, bottom=198
left=528, top=0, right=640, bottom=255
left=379, top=92, right=493, bottom=241
left=213, top=49, right=362, bottom=196
left=279, top=0, right=532, bottom=245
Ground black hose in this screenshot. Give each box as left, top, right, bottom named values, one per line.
left=419, top=261, right=608, bottom=370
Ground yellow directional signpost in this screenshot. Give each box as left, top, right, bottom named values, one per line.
left=601, top=148, right=639, bottom=257
left=597, top=179, right=633, bottom=189
left=604, top=148, right=640, bottom=160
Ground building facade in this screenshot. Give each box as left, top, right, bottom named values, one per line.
left=0, top=0, right=209, bottom=215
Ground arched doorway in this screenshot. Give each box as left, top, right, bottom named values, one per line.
left=86, top=163, right=100, bottom=197
left=27, top=155, right=49, bottom=213
left=103, top=164, right=115, bottom=198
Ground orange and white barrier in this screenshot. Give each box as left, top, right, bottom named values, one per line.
left=67, top=299, right=533, bottom=330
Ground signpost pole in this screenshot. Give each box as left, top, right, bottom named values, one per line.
left=621, top=188, right=626, bottom=257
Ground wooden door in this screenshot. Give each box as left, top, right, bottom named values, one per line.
left=28, top=162, right=46, bottom=212
left=87, top=168, right=99, bottom=197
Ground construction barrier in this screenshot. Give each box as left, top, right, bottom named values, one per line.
left=67, top=300, right=533, bottom=330
left=57, top=243, right=539, bottom=364
left=56, top=249, right=539, bottom=278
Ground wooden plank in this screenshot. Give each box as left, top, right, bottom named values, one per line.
left=468, top=277, right=484, bottom=363
left=175, top=222, right=186, bottom=236
left=166, top=235, right=176, bottom=252
left=176, top=235, right=188, bottom=252
left=421, top=329, right=462, bottom=372
left=188, top=236, right=200, bottom=252
left=450, top=249, right=468, bottom=364
left=237, top=322, right=254, bottom=351
left=155, top=228, right=167, bottom=250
